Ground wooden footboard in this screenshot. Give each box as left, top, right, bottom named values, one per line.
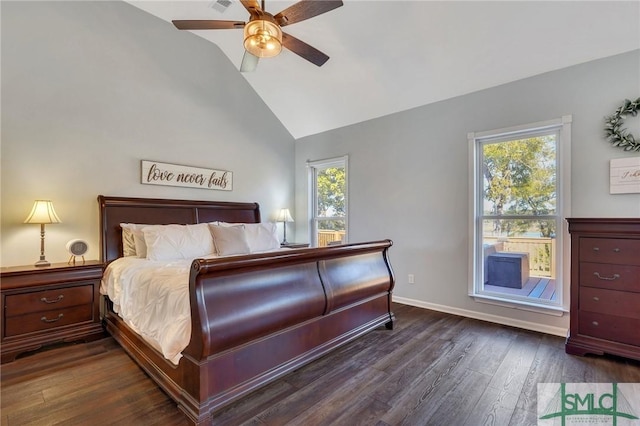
left=181, top=241, right=394, bottom=424
left=99, top=196, right=395, bottom=425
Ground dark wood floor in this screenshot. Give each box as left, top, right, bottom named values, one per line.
left=2, top=303, right=639, bottom=425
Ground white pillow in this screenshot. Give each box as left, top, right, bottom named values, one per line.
left=214, top=222, right=280, bottom=252
left=120, top=223, right=147, bottom=258
left=243, top=222, right=280, bottom=252
left=142, top=223, right=215, bottom=261
left=209, top=224, right=251, bottom=256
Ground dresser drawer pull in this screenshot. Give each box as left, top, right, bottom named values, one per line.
left=40, top=295, right=64, bottom=304
left=592, top=321, right=599, bottom=327
left=613, top=248, right=621, bottom=252
left=592, top=296, right=599, bottom=301
left=593, top=272, right=620, bottom=281
left=41, top=313, right=64, bottom=323
left=592, top=247, right=599, bottom=252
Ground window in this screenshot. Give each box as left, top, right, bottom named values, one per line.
left=308, top=156, right=348, bottom=247
left=469, top=117, right=571, bottom=313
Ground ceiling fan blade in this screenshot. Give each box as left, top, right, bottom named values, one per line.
left=240, top=51, right=259, bottom=72
left=240, top=0, right=262, bottom=13
left=282, top=32, right=329, bottom=67
left=274, top=0, right=343, bottom=27
left=172, top=20, right=245, bottom=30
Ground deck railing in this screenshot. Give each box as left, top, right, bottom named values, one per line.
left=318, top=230, right=346, bottom=247
left=317, top=232, right=555, bottom=277
left=484, top=237, right=556, bottom=278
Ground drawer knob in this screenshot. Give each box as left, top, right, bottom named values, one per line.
left=592, top=247, right=599, bottom=252
left=41, top=313, right=64, bottom=323
left=593, top=272, right=620, bottom=281
left=592, top=321, right=599, bottom=327
left=593, top=296, right=599, bottom=301
left=613, top=248, right=620, bottom=253
left=40, top=295, right=64, bottom=304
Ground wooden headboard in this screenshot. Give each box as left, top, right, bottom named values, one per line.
left=98, top=195, right=261, bottom=263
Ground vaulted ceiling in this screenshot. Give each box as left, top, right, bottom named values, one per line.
left=127, top=1, right=640, bottom=139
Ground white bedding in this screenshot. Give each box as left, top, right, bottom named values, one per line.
left=101, top=248, right=290, bottom=365
left=101, top=256, right=216, bottom=365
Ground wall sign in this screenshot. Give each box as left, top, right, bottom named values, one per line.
left=141, top=160, right=232, bottom=191
left=610, top=157, right=640, bottom=194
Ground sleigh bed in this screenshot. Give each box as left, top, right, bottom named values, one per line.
left=98, top=195, right=395, bottom=425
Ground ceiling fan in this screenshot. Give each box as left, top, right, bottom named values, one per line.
left=173, top=0, right=343, bottom=72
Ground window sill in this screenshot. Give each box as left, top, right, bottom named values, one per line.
left=470, top=292, right=567, bottom=317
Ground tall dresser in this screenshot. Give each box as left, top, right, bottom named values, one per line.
left=566, top=218, right=640, bottom=361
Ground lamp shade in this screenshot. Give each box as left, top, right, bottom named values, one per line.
left=276, top=208, right=294, bottom=223
left=24, top=200, right=62, bottom=224
left=243, top=19, right=282, bottom=58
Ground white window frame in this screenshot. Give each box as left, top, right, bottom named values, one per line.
left=468, top=116, right=572, bottom=315
left=307, top=155, right=349, bottom=247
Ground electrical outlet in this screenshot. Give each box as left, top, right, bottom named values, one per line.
left=408, top=274, right=415, bottom=284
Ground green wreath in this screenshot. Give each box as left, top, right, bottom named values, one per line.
left=604, top=97, right=640, bottom=152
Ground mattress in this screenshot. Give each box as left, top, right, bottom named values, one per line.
left=101, top=249, right=288, bottom=365
left=101, top=256, right=212, bottom=365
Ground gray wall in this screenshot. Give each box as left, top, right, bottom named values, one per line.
left=3, top=1, right=639, bottom=335
left=295, top=50, right=640, bottom=333
left=1, top=1, right=295, bottom=266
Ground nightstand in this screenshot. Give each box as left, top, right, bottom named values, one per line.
left=0, top=261, right=105, bottom=363
left=281, top=242, right=310, bottom=249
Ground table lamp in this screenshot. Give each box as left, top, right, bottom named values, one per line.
left=24, top=200, right=61, bottom=267
left=276, top=208, right=294, bottom=244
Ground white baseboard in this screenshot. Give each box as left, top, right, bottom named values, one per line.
left=392, top=295, right=568, bottom=337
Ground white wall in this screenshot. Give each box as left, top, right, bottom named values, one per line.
left=295, top=50, right=640, bottom=334
left=1, top=1, right=295, bottom=266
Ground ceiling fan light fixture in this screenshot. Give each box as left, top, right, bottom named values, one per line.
left=243, top=19, right=282, bottom=58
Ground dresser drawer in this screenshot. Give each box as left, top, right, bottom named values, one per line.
left=4, top=284, right=94, bottom=317
left=579, top=262, right=639, bottom=292
left=4, top=304, right=93, bottom=337
left=579, top=311, right=640, bottom=346
left=580, top=287, right=640, bottom=319
left=579, top=237, right=640, bottom=266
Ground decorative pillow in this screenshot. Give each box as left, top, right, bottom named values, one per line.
left=120, top=223, right=147, bottom=257
left=142, top=223, right=215, bottom=261
left=243, top=222, right=280, bottom=252
left=209, top=224, right=251, bottom=256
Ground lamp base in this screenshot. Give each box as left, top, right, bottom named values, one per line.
left=34, top=259, right=50, bottom=267
left=281, top=221, right=288, bottom=245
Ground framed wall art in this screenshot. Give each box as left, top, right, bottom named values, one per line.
left=141, top=160, right=232, bottom=191
left=610, top=157, right=640, bottom=194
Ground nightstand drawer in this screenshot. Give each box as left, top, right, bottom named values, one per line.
left=580, top=287, right=640, bottom=319
left=579, top=262, right=639, bottom=292
left=579, top=238, right=640, bottom=266
left=4, top=304, right=93, bottom=337
left=579, top=311, right=640, bottom=347
left=5, top=284, right=94, bottom=317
